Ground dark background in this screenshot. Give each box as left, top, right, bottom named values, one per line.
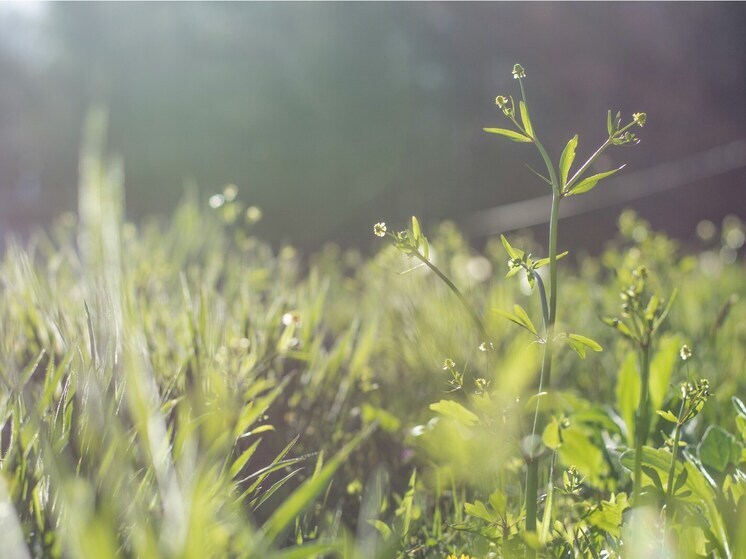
left=1, top=3, right=745, bottom=252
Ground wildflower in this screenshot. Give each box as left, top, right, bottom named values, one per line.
left=474, top=377, right=491, bottom=394
left=495, top=95, right=509, bottom=109
left=633, top=112, right=647, bottom=127
left=282, top=310, right=302, bottom=326
left=512, top=63, right=526, bottom=79
left=680, top=344, right=693, bottom=361
left=442, top=358, right=456, bottom=370
left=478, top=341, right=493, bottom=352
left=373, top=222, right=387, bottom=237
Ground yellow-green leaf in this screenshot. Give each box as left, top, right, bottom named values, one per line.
left=483, top=127, right=533, bottom=143
left=514, top=304, right=537, bottom=336
left=559, top=135, right=578, bottom=188
left=568, top=333, right=602, bottom=352
left=566, top=165, right=625, bottom=196
left=519, top=100, right=534, bottom=138
left=656, top=409, right=679, bottom=424
left=430, top=399, right=479, bottom=427
left=411, top=216, right=421, bottom=242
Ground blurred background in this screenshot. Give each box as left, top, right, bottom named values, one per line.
left=1, top=2, right=744, bottom=253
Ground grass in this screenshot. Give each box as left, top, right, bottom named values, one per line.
left=1, top=98, right=745, bottom=558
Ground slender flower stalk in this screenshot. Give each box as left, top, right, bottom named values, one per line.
left=633, top=340, right=652, bottom=503
left=485, top=64, right=645, bottom=542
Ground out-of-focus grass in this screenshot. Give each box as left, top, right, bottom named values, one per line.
left=0, top=120, right=744, bottom=557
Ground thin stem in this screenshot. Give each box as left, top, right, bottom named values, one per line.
left=633, top=340, right=652, bottom=504
left=530, top=273, right=549, bottom=437
left=525, top=458, right=539, bottom=546
left=665, top=397, right=687, bottom=519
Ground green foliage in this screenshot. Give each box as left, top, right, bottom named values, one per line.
left=2, top=67, right=745, bottom=559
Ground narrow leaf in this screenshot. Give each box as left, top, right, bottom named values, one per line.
left=230, top=438, right=263, bottom=479
left=534, top=251, right=569, bottom=268
left=656, top=410, right=679, bottom=424
left=568, top=333, right=603, bottom=352
left=559, top=135, right=578, bottom=188
left=513, top=304, right=537, bottom=336
left=566, top=165, right=625, bottom=196
left=262, top=425, right=375, bottom=541
left=519, top=101, right=534, bottom=138
left=500, top=235, right=523, bottom=259
left=411, top=216, right=421, bottom=243
left=483, top=127, right=533, bottom=143
left=525, top=163, right=552, bottom=186
left=492, top=308, right=537, bottom=337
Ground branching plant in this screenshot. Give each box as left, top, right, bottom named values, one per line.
left=377, top=64, right=646, bottom=552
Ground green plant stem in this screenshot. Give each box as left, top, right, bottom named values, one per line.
left=525, top=458, right=539, bottom=545
left=665, top=399, right=687, bottom=519
left=414, top=253, right=490, bottom=344
left=633, top=341, right=652, bottom=504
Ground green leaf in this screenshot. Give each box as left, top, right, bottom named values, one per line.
left=534, top=251, right=569, bottom=268
left=483, top=127, right=533, bottom=143
left=488, top=490, right=507, bottom=517
left=464, top=500, right=498, bottom=523
left=566, top=165, right=625, bottom=196
left=733, top=396, right=746, bottom=419
left=229, top=438, right=263, bottom=479
left=367, top=519, right=393, bottom=541
left=519, top=101, right=534, bottom=138
left=616, top=352, right=640, bottom=445
left=411, top=216, right=421, bottom=243
left=607, top=110, right=613, bottom=136
left=565, top=337, right=588, bottom=359
left=430, top=400, right=479, bottom=427
left=656, top=410, right=679, bottom=424
left=568, top=334, right=602, bottom=352
left=587, top=493, right=629, bottom=538
left=500, top=234, right=521, bottom=259
left=698, top=425, right=742, bottom=473
left=603, top=317, right=636, bottom=342
left=642, top=465, right=664, bottom=493
left=525, top=163, right=552, bottom=186
left=542, top=419, right=562, bottom=450
left=493, top=308, right=538, bottom=338
left=262, top=424, right=375, bottom=542
left=649, top=335, right=681, bottom=413
left=513, top=304, right=537, bottom=336
left=557, top=426, right=609, bottom=488
left=559, top=135, right=578, bottom=188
